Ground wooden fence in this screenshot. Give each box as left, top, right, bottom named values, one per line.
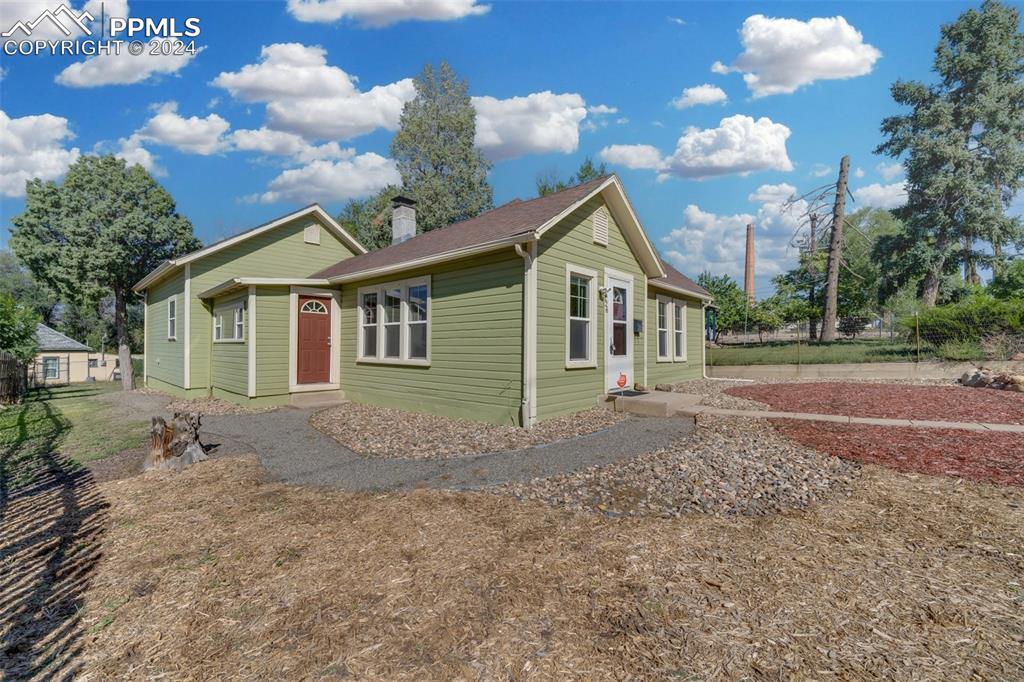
left=0, top=350, right=28, bottom=405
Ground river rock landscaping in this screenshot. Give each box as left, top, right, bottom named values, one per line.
left=310, top=403, right=627, bottom=459
left=500, top=415, right=859, bottom=517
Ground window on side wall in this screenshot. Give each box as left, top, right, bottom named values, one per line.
left=656, top=298, right=670, bottom=360
left=673, top=301, right=687, bottom=361
left=214, top=301, right=245, bottom=342
left=565, top=265, right=597, bottom=368
left=357, top=277, right=431, bottom=365
left=167, top=297, right=177, bottom=340
left=43, top=356, right=59, bottom=379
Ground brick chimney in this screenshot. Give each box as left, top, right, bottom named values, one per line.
left=391, top=196, right=416, bottom=245
left=744, top=223, right=755, bottom=303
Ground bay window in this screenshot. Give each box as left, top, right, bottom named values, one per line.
left=358, top=277, right=431, bottom=365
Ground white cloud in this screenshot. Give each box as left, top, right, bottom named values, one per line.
left=875, top=161, right=903, bottom=181
left=212, top=43, right=415, bottom=141
left=254, top=154, right=400, bottom=204
left=56, top=38, right=200, bottom=87
left=660, top=182, right=806, bottom=290
left=286, top=0, right=489, bottom=27
left=599, top=144, right=664, bottom=170
left=0, top=109, right=80, bottom=197
left=473, top=91, right=587, bottom=161
left=667, top=16, right=687, bottom=26
left=670, top=84, right=727, bottom=109
left=601, top=115, right=792, bottom=180
left=710, top=61, right=730, bottom=75
left=810, top=163, right=832, bottom=178
left=854, top=182, right=907, bottom=209
left=854, top=166, right=865, bottom=178
left=587, top=104, right=618, bottom=115
left=135, top=102, right=230, bottom=155
left=715, top=14, right=881, bottom=97
left=113, top=133, right=162, bottom=174
left=228, top=127, right=351, bottom=163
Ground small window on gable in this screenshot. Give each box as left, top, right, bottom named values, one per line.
left=593, top=206, right=609, bottom=246
left=303, top=224, right=321, bottom=245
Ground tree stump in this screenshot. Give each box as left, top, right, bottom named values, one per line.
left=146, top=412, right=209, bottom=471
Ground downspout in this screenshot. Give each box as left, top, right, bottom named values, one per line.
left=514, top=241, right=537, bottom=427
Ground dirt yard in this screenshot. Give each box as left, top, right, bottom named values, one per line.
left=68, top=457, right=1023, bottom=680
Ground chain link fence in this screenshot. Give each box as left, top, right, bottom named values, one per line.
left=708, top=310, right=1024, bottom=367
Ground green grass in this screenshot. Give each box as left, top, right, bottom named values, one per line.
left=708, top=339, right=925, bottom=366
left=0, top=383, right=149, bottom=489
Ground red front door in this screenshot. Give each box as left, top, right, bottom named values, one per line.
left=297, top=295, right=331, bottom=384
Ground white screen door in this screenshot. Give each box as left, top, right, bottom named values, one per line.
left=604, top=273, right=632, bottom=391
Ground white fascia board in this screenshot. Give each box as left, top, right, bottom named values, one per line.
left=649, top=279, right=713, bottom=302
left=198, top=278, right=331, bottom=300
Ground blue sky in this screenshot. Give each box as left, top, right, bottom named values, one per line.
left=1, top=0, right=1018, bottom=297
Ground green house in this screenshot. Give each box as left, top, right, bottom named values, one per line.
left=135, top=175, right=711, bottom=427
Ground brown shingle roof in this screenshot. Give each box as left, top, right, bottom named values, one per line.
left=311, top=175, right=612, bottom=280
left=650, top=259, right=711, bottom=299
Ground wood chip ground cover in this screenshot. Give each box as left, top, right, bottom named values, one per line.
left=70, top=457, right=1023, bottom=680
left=725, top=381, right=1024, bottom=423
left=310, top=403, right=626, bottom=459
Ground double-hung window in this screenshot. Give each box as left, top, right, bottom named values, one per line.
left=656, top=298, right=670, bottom=360
left=565, top=265, right=597, bottom=367
left=167, top=297, right=177, bottom=340
left=358, top=277, right=430, bottom=365
left=214, top=300, right=245, bottom=342
left=43, top=356, right=59, bottom=380
left=673, top=301, right=687, bottom=361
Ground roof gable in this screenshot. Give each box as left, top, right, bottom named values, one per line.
left=649, top=259, right=712, bottom=300
left=134, top=204, right=366, bottom=292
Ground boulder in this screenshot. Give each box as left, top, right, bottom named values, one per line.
left=654, top=384, right=673, bottom=392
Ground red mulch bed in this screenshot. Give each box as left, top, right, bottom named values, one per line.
left=727, top=382, right=1024, bottom=424
left=771, top=420, right=1024, bottom=487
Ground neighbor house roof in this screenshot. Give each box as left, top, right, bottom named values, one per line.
left=133, top=204, right=367, bottom=292
left=311, top=175, right=666, bottom=282
left=649, top=259, right=712, bottom=301
left=36, top=323, right=92, bottom=352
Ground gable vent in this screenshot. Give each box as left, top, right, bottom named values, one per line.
left=593, top=207, right=609, bottom=246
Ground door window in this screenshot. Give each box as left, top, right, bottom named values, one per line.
left=611, top=286, right=627, bottom=356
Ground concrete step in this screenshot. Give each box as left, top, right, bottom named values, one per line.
left=289, top=390, right=347, bottom=409
left=608, top=391, right=702, bottom=418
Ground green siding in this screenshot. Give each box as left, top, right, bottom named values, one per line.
left=210, top=294, right=249, bottom=396
left=145, top=269, right=185, bottom=390
left=645, top=288, right=704, bottom=385
left=189, top=215, right=358, bottom=391
left=254, top=286, right=291, bottom=398
left=535, top=196, right=647, bottom=420
left=339, top=250, right=524, bottom=426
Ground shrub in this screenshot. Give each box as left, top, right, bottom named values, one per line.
left=902, top=295, right=1024, bottom=345
left=936, top=340, right=986, bottom=361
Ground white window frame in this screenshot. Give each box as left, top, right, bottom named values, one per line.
left=356, top=276, right=431, bottom=366
left=213, top=299, right=245, bottom=343
left=673, top=300, right=688, bottom=362
left=43, top=356, right=59, bottom=379
left=167, top=296, right=177, bottom=340
left=565, top=263, right=598, bottom=369
left=656, top=295, right=671, bottom=361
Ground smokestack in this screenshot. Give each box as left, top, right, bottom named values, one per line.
left=744, top=223, right=755, bottom=304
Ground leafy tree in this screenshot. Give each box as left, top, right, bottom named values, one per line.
left=0, top=294, right=39, bottom=362
left=876, top=0, right=1024, bottom=305
left=536, top=157, right=608, bottom=196
left=748, top=298, right=783, bottom=343
left=0, top=250, right=59, bottom=324
left=9, top=155, right=199, bottom=390
left=697, top=271, right=746, bottom=341
left=390, top=61, right=493, bottom=233
left=336, top=185, right=402, bottom=251
left=988, top=258, right=1024, bottom=299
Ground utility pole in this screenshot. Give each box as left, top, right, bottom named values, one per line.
left=820, top=155, right=849, bottom=343
left=807, top=213, right=818, bottom=341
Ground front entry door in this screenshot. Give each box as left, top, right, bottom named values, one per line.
left=604, top=274, right=632, bottom=391
left=297, top=295, right=331, bottom=384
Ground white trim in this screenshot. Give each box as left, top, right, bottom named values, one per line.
left=288, top=286, right=341, bottom=392
left=603, top=268, right=635, bottom=391
left=515, top=242, right=538, bottom=427
left=247, top=286, right=256, bottom=397
left=655, top=294, right=672, bottom=362
left=673, top=300, right=688, bottom=362
left=327, top=235, right=529, bottom=284
left=564, top=263, right=598, bottom=369
left=143, top=290, right=148, bottom=385
left=212, top=297, right=246, bottom=343
left=132, top=205, right=366, bottom=293
left=355, top=276, right=432, bottom=367
left=642, top=283, right=648, bottom=387
left=183, top=264, right=191, bottom=390
left=198, top=278, right=331, bottom=300
left=534, top=176, right=665, bottom=278
left=649, top=279, right=713, bottom=302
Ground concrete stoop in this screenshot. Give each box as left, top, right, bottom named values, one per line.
left=606, top=391, right=703, bottom=418
left=289, top=390, right=348, bottom=409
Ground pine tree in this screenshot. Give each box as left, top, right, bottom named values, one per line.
left=877, top=0, right=1024, bottom=306
left=536, top=157, right=608, bottom=196
left=390, top=61, right=493, bottom=233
